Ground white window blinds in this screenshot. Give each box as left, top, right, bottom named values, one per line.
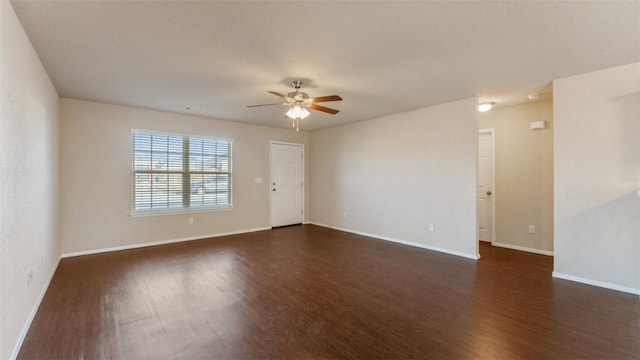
left=133, top=131, right=232, bottom=213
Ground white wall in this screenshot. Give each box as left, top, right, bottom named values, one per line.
left=478, top=100, right=554, bottom=254
left=309, top=98, right=478, bottom=258
left=0, top=1, right=60, bottom=358
left=59, top=98, right=309, bottom=255
left=553, top=62, right=640, bottom=294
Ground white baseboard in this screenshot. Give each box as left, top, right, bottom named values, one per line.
left=310, top=223, right=478, bottom=260
left=305, top=221, right=331, bottom=228
left=492, top=242, right=554, bottom=256
left=61, top=226, right=272, bottom=258
left=10, top=258, right=61, bottom=360
left=552, top=271, right=640, bottom=295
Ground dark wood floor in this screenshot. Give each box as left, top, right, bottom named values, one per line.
left=19, top=225, right=639, bottom=359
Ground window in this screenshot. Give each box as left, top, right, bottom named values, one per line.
left=132, top=131, right=232, bottom=213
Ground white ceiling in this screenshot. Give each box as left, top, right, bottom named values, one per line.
left=10, top=1, right=640, bottom=131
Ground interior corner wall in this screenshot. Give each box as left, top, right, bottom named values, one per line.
left=58, top=98, right=309, bottom=255
left=478, top=100, right=554, bottom=253
left=0, top=1, right=60, bottom=358
left=553, top=62, right=640, bottom=293
left=309, top=98, right=478, bottom=258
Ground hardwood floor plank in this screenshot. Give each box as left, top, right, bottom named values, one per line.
left=18, top=225, right=639, bottom=359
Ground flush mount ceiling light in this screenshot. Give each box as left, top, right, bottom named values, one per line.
left=247, top=80, right=342, bottom=131
left=478, top=102, right=495, bottom=112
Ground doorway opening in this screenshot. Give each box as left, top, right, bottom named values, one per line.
left=476, top=99, right=555, bottom=258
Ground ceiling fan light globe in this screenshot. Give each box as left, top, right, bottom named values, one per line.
left=286, top=105, right=310, bottom=119
left=285, top=108, right=295, bottom=119
left=300, top=107, right=310, bottom=119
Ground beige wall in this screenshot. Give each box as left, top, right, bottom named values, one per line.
left=309, top=98, right=478, bottom=258
left=0, top=2, right=60, bottom=358
left=554, top=62, right=640, bottom=293
left=478, top=100, right=554, bottom=254
left=59, top=98, right=309, bottom=254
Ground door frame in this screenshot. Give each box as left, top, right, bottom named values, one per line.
left=478, top=128, right=496, bottom=246
left=269, top=141, right=305, bottom=227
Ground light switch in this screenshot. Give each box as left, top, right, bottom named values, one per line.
left=254, top=177, right=262, bottom=183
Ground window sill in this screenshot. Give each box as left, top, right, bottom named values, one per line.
left=130, top=206, right=233, bottom=217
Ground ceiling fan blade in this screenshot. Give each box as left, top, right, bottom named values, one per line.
left=268, top=91, right=287, bottom=98
left=311, top=95, right=343, bottom=103
left=246, top=103, right=284, bottom=107
left=309, top=104, right=339, bottom=115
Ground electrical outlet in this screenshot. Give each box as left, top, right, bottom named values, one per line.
left=27, top=269, right=33, bottom=287
left=528, top=225, right=536, bottom=234
left=41, top=252, right=45, bottom=265
left=428, top=224, right=435, bottom=232
left=343, top=212, right=348, bottom=218
left=188, top=217, right=194, bottom=225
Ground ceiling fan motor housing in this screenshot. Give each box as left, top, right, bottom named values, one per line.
left=288, top=81, right=309, bottom=102
left=289, top=92, right=310, bottom=102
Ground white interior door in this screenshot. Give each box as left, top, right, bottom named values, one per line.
left=478, top=130, right=494, bottom=243
left=271, top=142, right=303, bottom=227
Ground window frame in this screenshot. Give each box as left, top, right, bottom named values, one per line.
left=130, top=129, right=233, bottom=216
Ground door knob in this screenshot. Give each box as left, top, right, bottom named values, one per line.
left=486, top=191, right=492, bottom=195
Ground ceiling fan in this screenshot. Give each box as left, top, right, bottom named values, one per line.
left=247, top=80, right=342, bottom=131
